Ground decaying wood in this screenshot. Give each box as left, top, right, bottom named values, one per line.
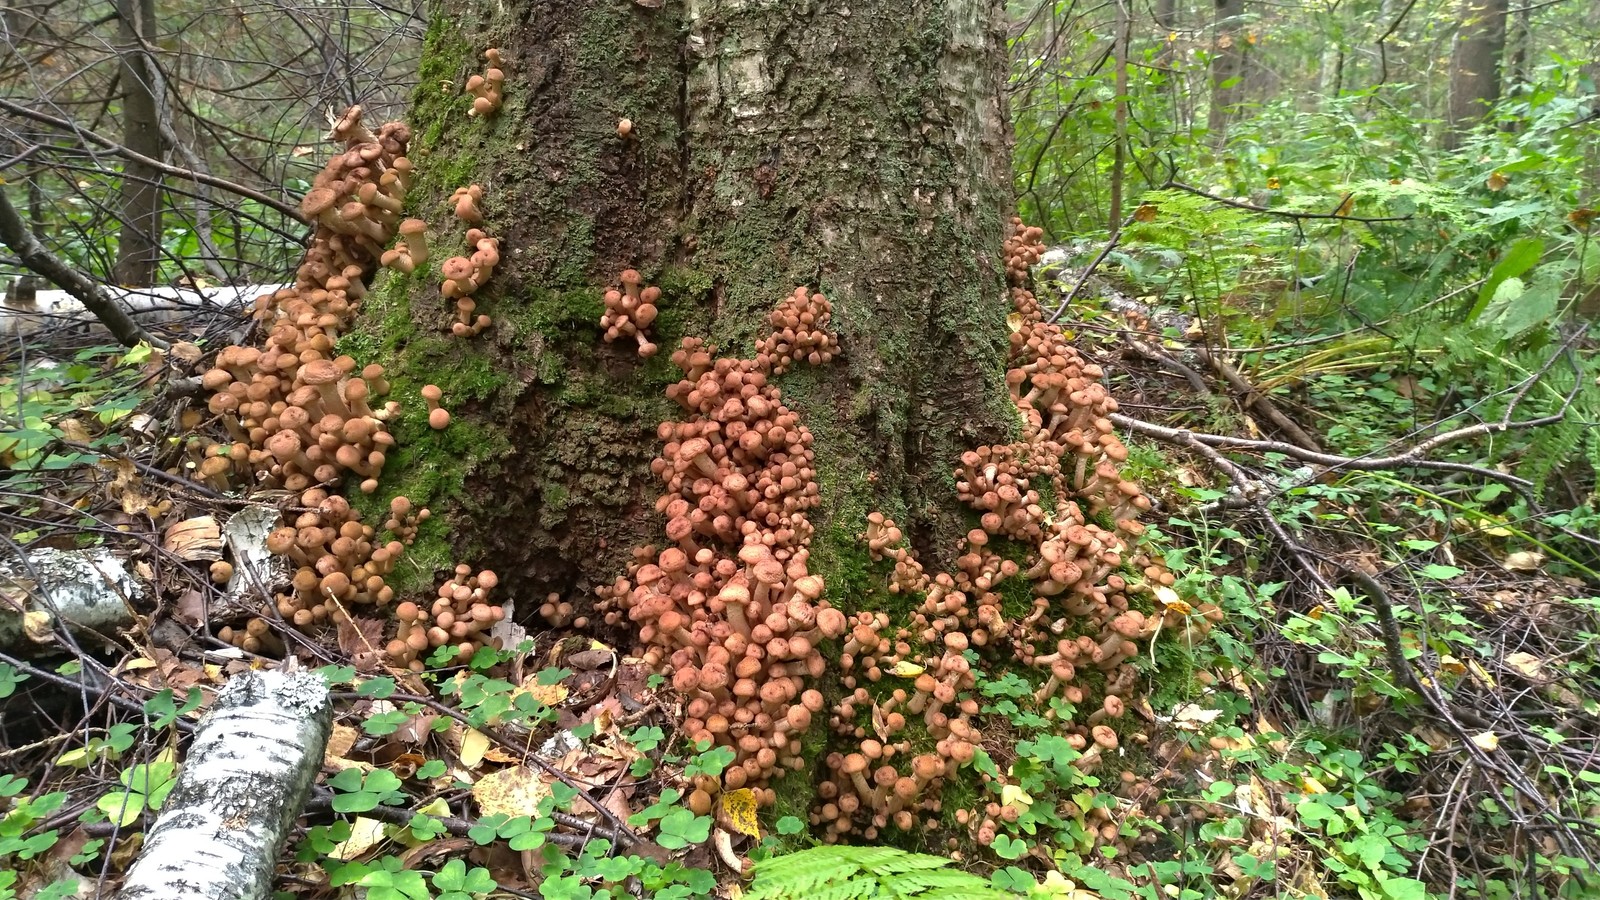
left=114, top=669, right=332, bottom=900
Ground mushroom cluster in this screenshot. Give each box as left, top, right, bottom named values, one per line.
left=800, top=220, right=1181, bottom=856
left=451, top=185, right=485, bottom=224
left=381, top=219, right=430, bottom=274
left=442, top=228, right=498, bottom=336
left=383, top=495, right=430, bottom=545
left=861, top=513, right=928, bottom=595
left=597, top=293, right=845, bottom=803
left=754, top=287, right=839, bottom=375
left=263, top=486, right=403, bottom=636
left=466, top=49, right=506, bottom=117
left=808, top=614, right=985, bottom=841
left=600, top=269, right=660, bottom=358
left=200, top=105, right=409, bottom=496
left=386, top=566, right=504, bottom=670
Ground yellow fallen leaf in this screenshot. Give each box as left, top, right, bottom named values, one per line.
left=1000, top=783, right=1033, bottom=813
left=330, top=816, right=387, bottom=860
left=460, top=727, right=491, bottom=768
left=1438, top=655, right=1465, bottom=675
left=1471, top=731, right=1499, bottom=752
left=1506, top=652, right=1544, bottom=680
left=472, top=765, right=551, bottom=817
left=722, top=787, right=760, bottom=838
left=511, top=676, right=569, bottom=708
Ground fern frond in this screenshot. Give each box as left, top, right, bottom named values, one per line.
left=810, top=876, right=878, bottom=900
left=868, top=851, right=953, bottom=874
left=746, top=850, right=865, bottom=900
left=878, top=868, right=995, bottom=897
left=917, top=888, right=1017, bottom=900
left=746, top=846, right=1006, bottom=900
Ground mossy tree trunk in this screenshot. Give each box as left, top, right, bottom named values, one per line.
left=359, top=0, right=1017, bottom=683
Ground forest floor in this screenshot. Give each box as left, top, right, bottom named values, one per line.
left=2, top=250, right=1598, bottom=900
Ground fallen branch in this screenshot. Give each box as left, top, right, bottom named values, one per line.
left=114, top=669, right=331, bottom=900
left=1167, top=181, right=1413, bottom=224
left=0, top=189, right=166, bottom=349
left=1110, top=414, right=1535, bottom=493
left=1190, top=345, right=1323, bottom=452
left=0, top=547, right=141, bottom=649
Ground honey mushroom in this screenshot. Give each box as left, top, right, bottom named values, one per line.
left=599, top=268, right=660, bottom=358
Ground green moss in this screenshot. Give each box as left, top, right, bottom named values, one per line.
left=996, top=572, right=1037, bottom=622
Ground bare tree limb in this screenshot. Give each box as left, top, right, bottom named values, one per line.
left=0, top=186, right=166, bottom=348
left=0, top=96, right=305, bottom=222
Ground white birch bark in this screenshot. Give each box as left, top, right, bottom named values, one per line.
left=114, top=669, right=332, bottom=900
left=0, top=547, right=140, bottom=648
left=0, top=283, right=287, bottom=340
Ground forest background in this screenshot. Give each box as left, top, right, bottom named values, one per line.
left=2, top=0, right=1600, bottom=899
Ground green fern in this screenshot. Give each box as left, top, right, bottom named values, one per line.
left=745, top=846, right=1016, bottom=900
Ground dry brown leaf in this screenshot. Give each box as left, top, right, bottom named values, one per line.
left=395, top=714, right=439, bottom=744
left=337, top=616, right=386, bottom=660
left=1502, top=551, right=1545, bottom=572
left=326, top=723, right=360, bottom=762
left=173, top=589, right=206, bottom=627
left=100, top=457, right=156, bottom=516
left=163, top=516, right=221, bottom=560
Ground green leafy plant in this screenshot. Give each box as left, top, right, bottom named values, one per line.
left=745, top=846, right=1016, bottom=900
left=95, top=756, right=179, bottom=826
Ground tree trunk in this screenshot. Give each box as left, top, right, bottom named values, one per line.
left=113, top=0, right=165, bottom=287
left=1585, top=0, right=1600, bottom=192
left=1503, top=0, right=1531, bottom=103
left=114, top=670, right=332, bottom=900
left=1444, top=0, right=1508, bottom=148
left=1208, top=0, right=1246, bottom=143
left=1110, top=0, right=1130, bottom=231
left=357, top=0, right=1015, bottom=807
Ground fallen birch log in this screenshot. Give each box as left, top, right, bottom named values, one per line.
left=0, top=547, right=141, bottom=649
left=114, top=669, right=332, bottom=900
left=0, top=282, right=287, bottom=340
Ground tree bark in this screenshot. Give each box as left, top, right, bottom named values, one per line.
left=1110, top=0, right=1130, bottom=231
left=1444, top=0, right=1508, bottom=148
left=1585, top=0, right=1600, bottom=192
left=0, top=547, right=141, bottom=649
left=1208, top=0, right=1246, bottom=143
left=364, top=0, right=1017, bottom=622
left=113, top=0, right=166, bottom=287
left=114, top=670, right=332, bottom=900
